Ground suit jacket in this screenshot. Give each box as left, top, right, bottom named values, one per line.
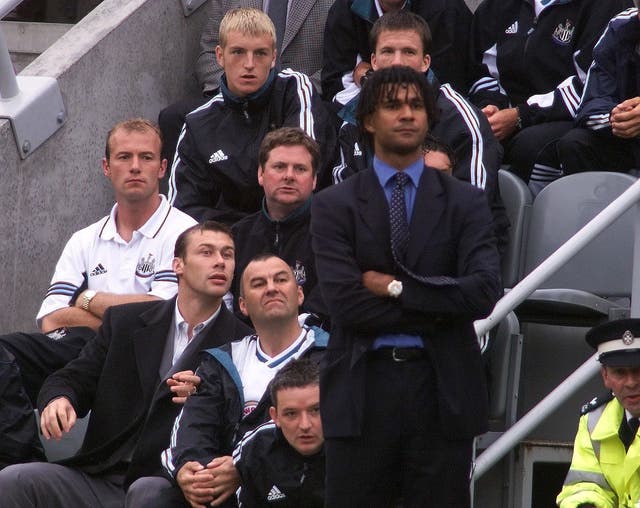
left=195, top=0, right=333, bottom=94
left=37, top=297, right=253, bottom=487
left=310, top=167, right=501, bottom=439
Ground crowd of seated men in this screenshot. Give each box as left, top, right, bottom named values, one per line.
left=1, top=0, right=640, bottom=506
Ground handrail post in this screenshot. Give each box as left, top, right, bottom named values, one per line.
left=0, top=0, right=67, bottom=158
left=0, top=25, right=19, bottom=98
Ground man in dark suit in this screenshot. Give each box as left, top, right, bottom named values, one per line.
left=0, top=221, right=253, bottom=507
left=310, top=66, right=501, bottom=507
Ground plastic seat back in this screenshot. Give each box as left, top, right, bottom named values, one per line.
left=523, top=172, right=637, bottom=296
left=498, top=169, right=533, bottom=288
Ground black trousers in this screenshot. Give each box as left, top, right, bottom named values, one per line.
left=504, top=121, right=574, bottom=181
left=0, top=347, right=45, bottom=468
left=557, top=127, right=640, bottom=174
left=324, top=352, right=473, bottom=508
left=0, top=327, right=94, bottom=404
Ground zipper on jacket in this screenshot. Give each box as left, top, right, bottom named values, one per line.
left=241, top=101, right=250, bottom=122
left=273, top=222, right=281, bottom=250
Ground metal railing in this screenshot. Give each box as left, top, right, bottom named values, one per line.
left=0, top=0, right=65, bottom=158
left=472, top=176, right=640, bottom=479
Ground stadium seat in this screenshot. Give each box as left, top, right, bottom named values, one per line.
left=515, top=172, right=637, bottom=326
left=498, top=169, right=532, bottom=289
left=36, top=410, right=89, bottom=461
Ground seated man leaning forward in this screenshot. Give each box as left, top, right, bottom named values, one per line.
left=130, top=254, right=327, bottom=508
left=557, top=319, right=640, bottom=507
left=168, top=8, right=335, bottom=225
left=233, top=357, right=325, bottom=508
left=0, top=222, right=253, bottom=508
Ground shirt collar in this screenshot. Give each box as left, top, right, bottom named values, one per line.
left=100, top=195, right=170, bottom=241
left=373, top=155, right=424, bottom=189
left=174, top=298, right=222, bottom=339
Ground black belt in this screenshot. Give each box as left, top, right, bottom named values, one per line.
left=371, top=347, right=425, bottom=362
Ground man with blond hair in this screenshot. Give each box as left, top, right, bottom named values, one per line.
left=168, top=8, right=335, bottom=226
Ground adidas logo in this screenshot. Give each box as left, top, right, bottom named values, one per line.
left=209, top=149, right=228, bottom=164
left=89, top=263, right=107, bottom=277
left=353, top=142, right=362, bottom=157
left=505, top=21, right=518, bottom=34
left=267, top=485, right=286, bottom=502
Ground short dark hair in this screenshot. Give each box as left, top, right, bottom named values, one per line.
left=105, top=118, right=163, bottom=160
left=269, top=358, right=320, bottom=407
left=422, top=134, right=457, bottom=168
left=356, top=66, right=438, bottom=145
left=258, top=127, right=320, bottom=176
left=238, top=253, right=295, bottom=298
left=174, top=221, right=234, bottom=259
left=369, top=10, right=432, bottom=56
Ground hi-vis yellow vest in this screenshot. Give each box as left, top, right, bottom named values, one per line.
left=557, top=397, right=640, bottom=508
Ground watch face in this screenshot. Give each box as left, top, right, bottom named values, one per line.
left=85, top=290, right=97, bottom=299
left=388, top=280, right=402, bottom=297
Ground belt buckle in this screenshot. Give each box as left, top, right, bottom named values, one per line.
left=392, top=347, right=408, bottom=362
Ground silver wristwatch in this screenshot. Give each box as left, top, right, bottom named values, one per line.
left=387, top=280, right=403, bottom=298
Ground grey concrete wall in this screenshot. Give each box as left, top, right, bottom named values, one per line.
left=0, top=0, right=210, bottom=331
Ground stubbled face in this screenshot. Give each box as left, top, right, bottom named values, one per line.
left=216, top=31, right=275, bottom=97
left=364, top=83, right=428, bottom=159
left=259, top=144, right=317, bottom=218
left=270, top=384, right=323, bottom=456
left=371, top=30, right=430, bottom=73
left=602, top=365, right=640, bottom=417
left=239, top=257, right=303, bottom=325
left=173, top=230, right=235, bottom=300
left=103, top=128, right=165, bottom=204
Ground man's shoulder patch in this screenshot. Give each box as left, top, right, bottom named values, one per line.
left=580, top=392, right=614, bottom=416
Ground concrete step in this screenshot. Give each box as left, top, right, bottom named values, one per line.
left=3, top=20, right=72, bottom=72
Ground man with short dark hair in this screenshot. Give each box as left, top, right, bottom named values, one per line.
left=311, top=66, right=501, bottom=506
left=0, top=221, right=253, bottom=507
left=232, top=358, right=324, bottom=507
left=230, top=127, right=326, bottom=323
left=321, top=0, right=471, bottom=104
left=334, top=11, right=508, bottom=257
left=558, top=318, right=640, bottom=507
left=168, top=8, right=335, bottom=225
left=156, top=254, right=327, bottom=508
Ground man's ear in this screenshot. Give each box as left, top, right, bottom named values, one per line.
left=363, top=114, right=375, bottom=134
left=238, top=296, right=249, bottom=317
left=158, top=158, right=168, bottom=180
left=102, top=158, right=110, bottom=178
left=269, top=406, right=279, bottom=426
left=172, top=257, right=184, bottom=277
left=215, top=45, right=225, bottom=67
left=420, top=54, right=431, bottom=73
left=601, top=366, right=611, bottom=390
left=258, top=165, right=265, bottom=187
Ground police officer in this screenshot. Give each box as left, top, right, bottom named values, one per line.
left=558, top=319, right=640, bottom=508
